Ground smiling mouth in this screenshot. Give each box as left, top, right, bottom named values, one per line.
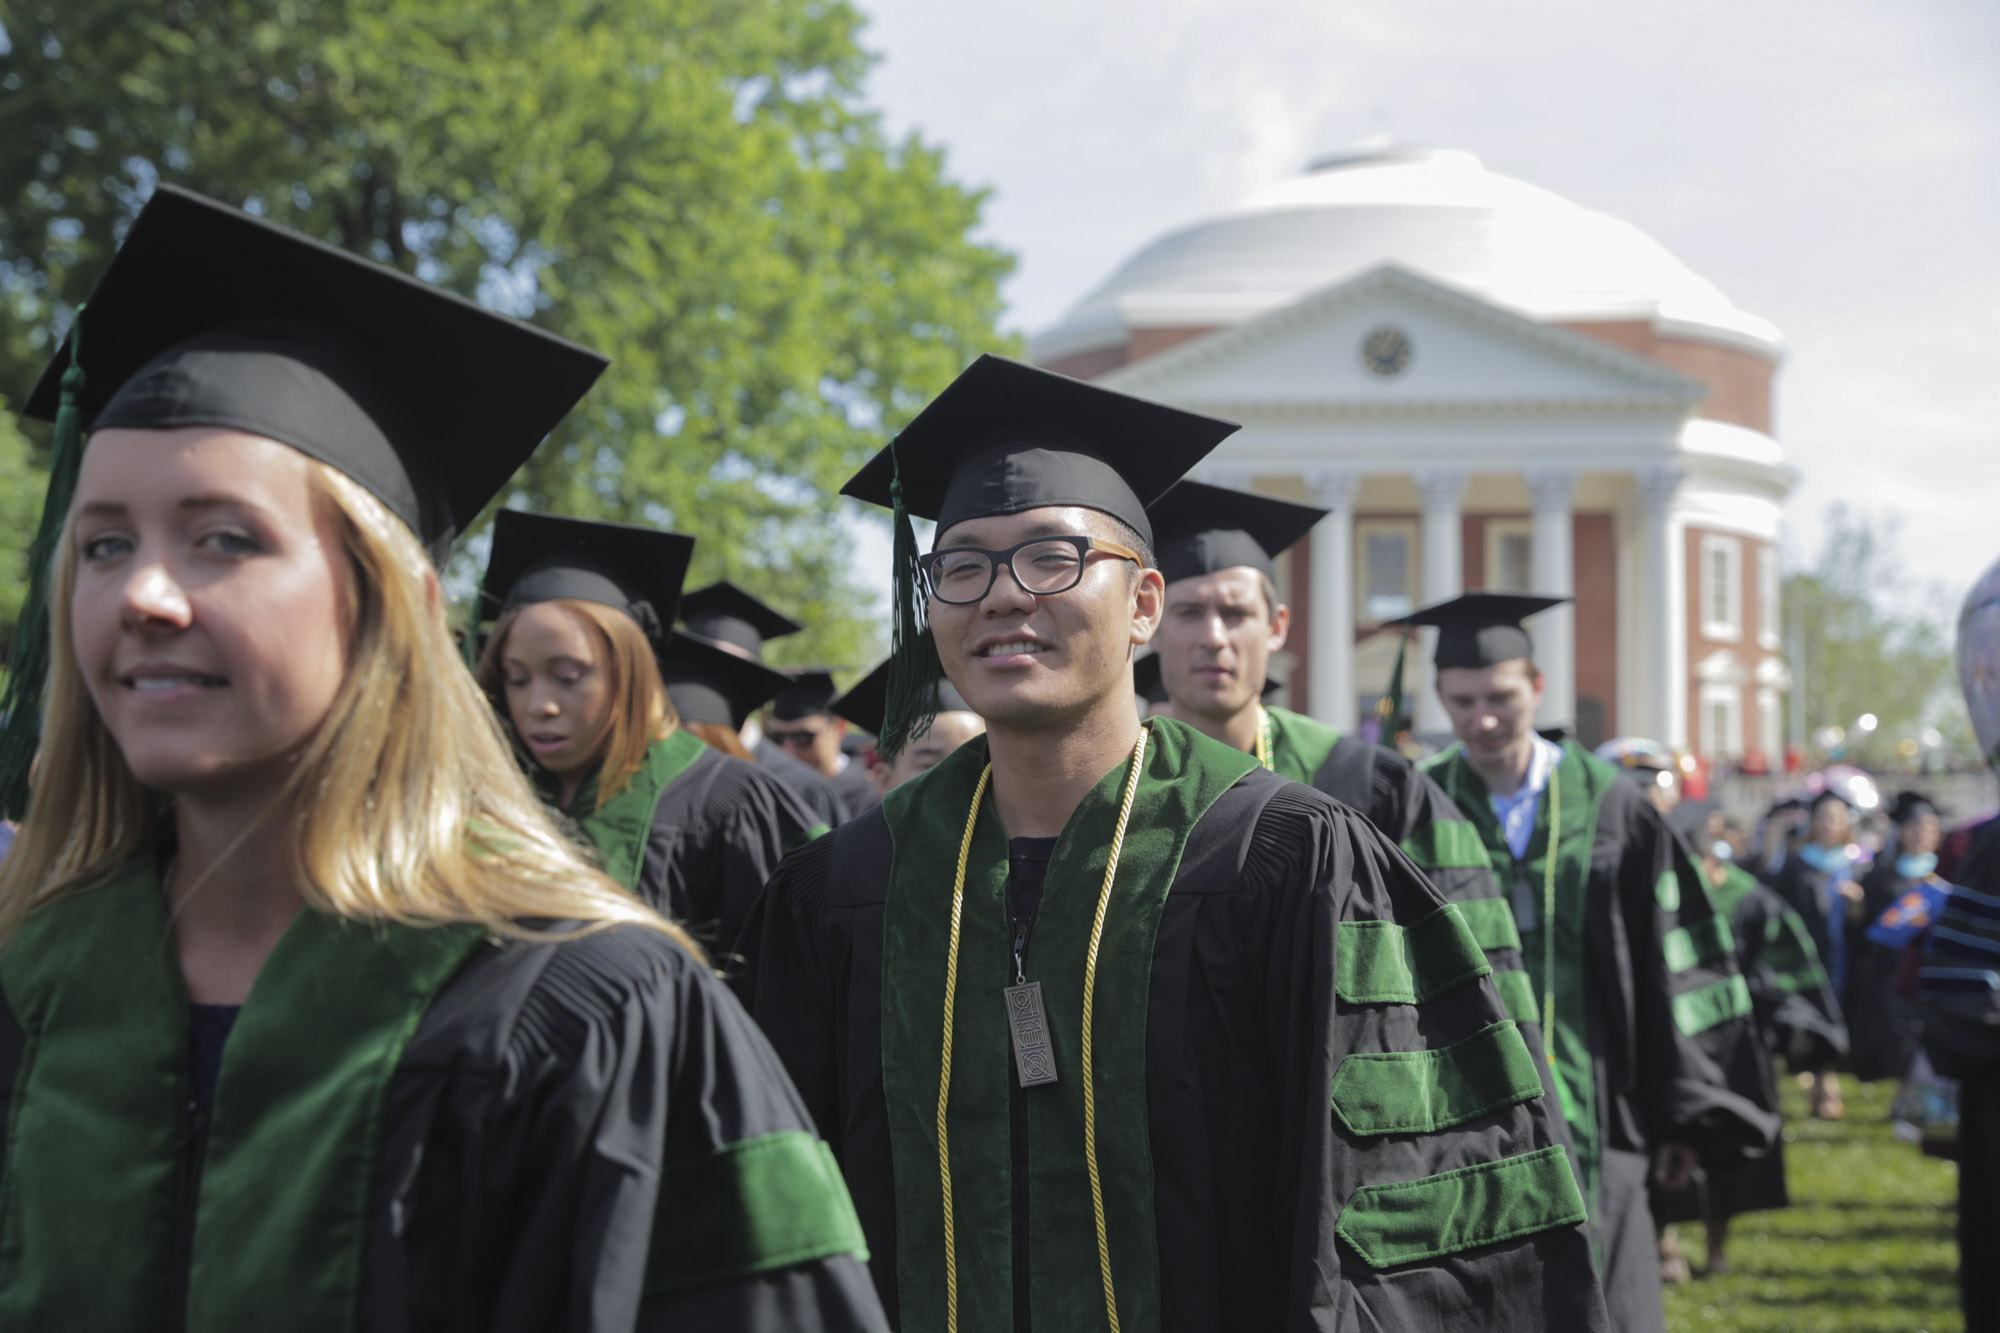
left=977, top=640, right=1049, bottom=658
left=125, top=674, right=227, bottom=691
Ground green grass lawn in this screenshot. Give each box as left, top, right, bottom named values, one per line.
left=1663, top=1078, right=1960, bottom=1332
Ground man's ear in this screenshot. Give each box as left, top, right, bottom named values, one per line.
left=1130, top=567, right=1166, bottom=647
left=1268, top=602, right=1291, bottom=652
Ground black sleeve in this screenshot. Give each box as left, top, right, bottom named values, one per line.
left=378, top=926, right=885, bottom=1332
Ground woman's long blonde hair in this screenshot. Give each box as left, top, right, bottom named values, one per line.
left=0, top=459, right=700, bottom=957
left=474, top=599, right=676, bottom=809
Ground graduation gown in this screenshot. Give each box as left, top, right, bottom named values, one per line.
left=566, top=729, right=819, bottom=954
left=755, top=737, right=852, bottom=829
left=1764, top=850, right=1863, bottom=1073
left=1264, top=706, right=1540, bottom=1032
left=1851, top=861, right=1930, bottom=1080
left=745, top=717, right=1607, bottom=1332
left=0, top=857, right=884, bottom=1332
left=1423, top=741, right=1776, bottom=1332
left=828, top=759, right=882, bottom=819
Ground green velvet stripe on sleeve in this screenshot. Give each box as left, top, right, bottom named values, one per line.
left=1494, top=969, right=1539, bottom=1026
left=1336, top=904, right=1491, bottom=1005
left=646, top=1131, right=868, bottom=1295
left=1330, top=1020, right=1545, bottom=1136
left=1399, top=820, right=1495, bottom=872
left=1335, top=1144, right=1588, bottom=1269
left=1672, top=973, right=1753, bottom=1036
left=1662, top=914, right=1736, bottom=974
left=1452, top=896, right=1523, bottom=953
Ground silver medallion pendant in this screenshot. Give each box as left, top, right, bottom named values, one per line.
left=1004, top=981, right=1058, bottom=1087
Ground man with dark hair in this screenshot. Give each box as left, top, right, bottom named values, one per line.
left=767, top=669, right=883, bottom=817
left=1410, top=592, right=1775, bottom=1333
left=1143, top=481, right=1546, bottom=1033
left=746, top=357, right=1606, bottom=1330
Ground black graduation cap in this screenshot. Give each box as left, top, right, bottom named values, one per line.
left=23, top=186, right=605, bottom=558
left=1146, top=481, right=1327, bottom=584
left=833, top=660, right=973, bottom=738
left=661, top=631, right=793, bottom=729
left=771, top=669, right=842, bottom=722
left=1888, top=791, right=1940, bottom=826
left=479, top=510, right=694, bottom=646
left=840, top=354, right=1239, bottom=544
left=0, top=186, right=605, bottom=817
left=678, top=582, right=802, bottom=659
left=1133, top=652, right=1282, bottom=706
left=1391, top=592, right=1569, bottom=670
left=840, top=354, right=1237, bottom=755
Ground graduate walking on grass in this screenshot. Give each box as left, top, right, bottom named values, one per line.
left=1409, top=592, right=1778, bottom=1333
left=0, top=187, right=882, bottom=1331
left=744, top=355, right=1608, bottom=1331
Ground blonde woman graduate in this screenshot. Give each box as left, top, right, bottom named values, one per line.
left=473, top=510, right=821, bottom=955
left=0, top=188, right=882, bottom=1332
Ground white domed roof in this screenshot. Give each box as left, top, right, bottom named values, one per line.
left=1031, top=143, right=1781, bottom=361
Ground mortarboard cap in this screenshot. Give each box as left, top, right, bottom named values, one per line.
left=0, top=185, right=604, bottom=817
left=1888, top=791, right=1940, bottom=826
left=1146, top=481, right=1327, bottom=585
left=677, top=582, right=803, bottom=659
left=662, top=631, right=793, bottom=729
left=24, top=186, right=605, bottom=559
left=1391, top=592, right=1568, bottom=670
left=833, top=660, right=973, bottom=738
left=771, top=668, right=842, bottom=722
left=840, top=354, right=1239, bottom=546
left=840, top=354, right=1237, bottom=756
left=479, top=510, right=694, bottom=646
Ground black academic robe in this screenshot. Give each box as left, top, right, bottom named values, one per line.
left=1765, top=851, right=1865, bottom=1075
left=565, top=731, right=819, bottom=958
left=0, top=859, right=885, bottom=1332
left=828, top=760, right=882, bottom=819
left=1425, top=742, right=1777, bottom=1333
left=754, top=737, right=851, bottom=829
left=1851, top=861, right=1928, bottom=1080
left=745, top=720, right=1607, bottom=1332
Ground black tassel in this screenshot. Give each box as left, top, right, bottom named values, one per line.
left=876, top=437, right=938, bottom=759
left=0, top=307, right=88, bottom=819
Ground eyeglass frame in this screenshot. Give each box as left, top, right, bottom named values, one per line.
left=917, top=534, right=1145, bottom=605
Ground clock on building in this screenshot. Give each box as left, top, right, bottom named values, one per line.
left=1361, top=325, right=1412, bottom=377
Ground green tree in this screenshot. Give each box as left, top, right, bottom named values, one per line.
left=1785, top=503, right=1966, bottom=767
left=0, top=0, right=1015, bottom=670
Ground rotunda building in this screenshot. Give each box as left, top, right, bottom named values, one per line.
left=1031, top=142, right=1795, bottom=760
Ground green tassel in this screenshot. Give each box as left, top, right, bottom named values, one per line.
left=1374, top=627, right=1411, bottom=741
left=876, top=437, right=938, bottom=760
left=0, top=306, right=88, bottom=819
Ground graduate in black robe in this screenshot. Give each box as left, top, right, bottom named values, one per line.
left=475, top=511, right=821, bottom=953
left=0, top=187, right=880, bottom=1331
left=1764, top=788, right=1866, bottom=1116
left=745, top=356, right=1607, bottom=1331
left=1850, top=791, right=1945, bottom=1081
left=832, top=659, right=988, bottom=794
left=768, top=670, right=884, bottom=818
left=1139, top=480, right=1543, bottom=1030
left=1407, top=595, right=1776, bottom=1333
left=680, top=582, right=852, bottom=829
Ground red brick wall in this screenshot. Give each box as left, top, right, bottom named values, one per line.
left=1560, top=321, right=1774, bottom=434
left=1682, top=526, right=1778, bottom=759
left=1574, top=514, right=1618, bottom=746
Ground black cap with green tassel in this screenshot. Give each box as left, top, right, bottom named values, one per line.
left=0, top=308, right=88, bottom=819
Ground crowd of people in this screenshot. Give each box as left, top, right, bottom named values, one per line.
left=0, top=184, right=1989, bottom=1331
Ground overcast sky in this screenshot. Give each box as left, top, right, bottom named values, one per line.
left=850, top=0, right=1997, bottom=624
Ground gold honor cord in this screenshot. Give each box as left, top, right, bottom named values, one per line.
left=1253, top=706, right=1274, bottom=771
left=936, top=726, right=1151, bottom=1333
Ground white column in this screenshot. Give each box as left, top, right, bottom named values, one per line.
left=1635, top=467, right=1689, bottom=750
left=1305, top=468, right=1359, bottom=729
left=1526, top=468, right=1578, bottom=731
left=1414, top=468, right=1467, bottom=735
left=1201, top=466, right=1253, bottom=492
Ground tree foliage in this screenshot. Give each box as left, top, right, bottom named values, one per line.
left=0, top=0, right=1015, bottom=669
left=1784, top=503, right=1968, bottom=765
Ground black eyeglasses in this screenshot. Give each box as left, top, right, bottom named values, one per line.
left=918, top=535, right=1143, bottom=605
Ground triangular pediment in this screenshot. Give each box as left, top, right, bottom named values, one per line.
left=1095, top=264, right=1703, bottom=415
